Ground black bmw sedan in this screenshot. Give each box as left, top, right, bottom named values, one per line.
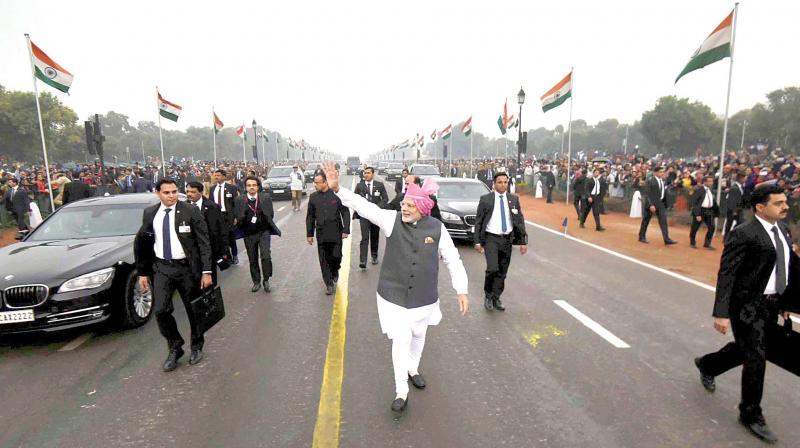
left=0, top=194, right=156, bottom=334
left=435, top=177, right=490, bottom=240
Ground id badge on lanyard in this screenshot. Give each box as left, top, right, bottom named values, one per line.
left=248, top=197, right=260, bottom=224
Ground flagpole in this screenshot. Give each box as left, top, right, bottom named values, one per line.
left=261, top=128, right=266, bottom=168
left=212, top=107, right=218, bottom=169
left=241, top=121, right=246, bottom=162
left=470, top=119, right=474, bottom=178
left=716, top=2, right=739, bottom=207
left=24, top=33, right=55, bottom=214
left=565, top=68, right=574, bottom=206
left=156, top=87, right=167, bottom=177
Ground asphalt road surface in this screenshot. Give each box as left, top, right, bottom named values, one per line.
left=1, top=174, right=799, bottom=448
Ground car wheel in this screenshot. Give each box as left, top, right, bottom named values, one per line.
left=121, top=270, right=153, bottom=328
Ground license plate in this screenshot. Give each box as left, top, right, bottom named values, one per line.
left=273, top=190, right=284, bottom=193
left=0, top=309, right=35, bottom=324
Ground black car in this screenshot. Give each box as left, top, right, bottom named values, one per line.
left=385, top=162, right=405, bottom=181
left=304, top=163, right=322, bottom=182
left=435, top=178, right=490, bottom=240
left=265, top=165, right=302, bottom=200
left=0, top=194, right=157, bottom=334
left=346, top=156, right=361, bottom=175
left=409, top=164, right=441, bottom=182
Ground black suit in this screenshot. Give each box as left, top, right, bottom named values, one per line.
left=62, top=181, right=93, bottom=204
left=697, top=219, right=799, bottom=422
left=307, top=189, right=350, bottom=286
left=689, top=186, right=720, bottom=247
left=540, top=171, right=556, bottom=203
left=194, top=199, right=228, bottom=285
left=134, top=200, right=213, bottom=350
left=209, top=183, right=240, bottom=258
left=638, top=176, right=671, bottom=242
left=571, top=175, right=585, bottom=218
left=132, top=177, right=153, bottom=193
left=725, top=183, right=744, bottom=237
left=353, top=180, right=388, bottom=265
left=580, top=177, right=604, bottom=229
left=474, top=192, right=528, bottom=303
left=394, top=177, right=409, bottom=195
left=234, top=193, right=282, bottom=284
left=4, top=186, right=30, bottom=230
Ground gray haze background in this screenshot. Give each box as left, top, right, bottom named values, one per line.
left=1, top=0, right=797, bottom=156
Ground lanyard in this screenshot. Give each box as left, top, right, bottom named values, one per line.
left=247, top=196, right=259, bottom=214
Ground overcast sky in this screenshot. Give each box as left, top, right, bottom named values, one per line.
left=1, top=0, right=797, bottom=157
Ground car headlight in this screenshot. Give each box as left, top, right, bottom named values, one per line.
left=59, top=267, right=115, bottom=293
left=440, top=212, right=462, bottom=223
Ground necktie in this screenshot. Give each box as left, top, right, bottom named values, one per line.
left=771, top=226, right=787, bottom=294
left=499, top=195, right=508, bottom=233
left=658, top=178, right=664, bottom=199
left=163, top=208, right=173, bottom=261
left=217, top=185, right=222, bottom=207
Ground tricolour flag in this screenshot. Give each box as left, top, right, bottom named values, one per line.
left=213, top=112, right=224, bottom=134
left=399, top=139, right=410, bottom=149
left=158, top=92, right=182, bottom=122
left=461, top=116, right=473, bottom=136
left=541, top=71, right=572, bottom=113
left=440, top=124, right=452, bottom=140
left=507, top=115, right=518, bottom=129
left=430, top=129, right=437, bottom=141
left=417, top=134, right=425, bottom=147
left=30, top=41, right=73, bottom=94
left=235, top=125, right=246, bottom=139
left=497, top=116, right=507, bottom=135
left=502, top=100, right=510, bottom=129
left=675, top=10, right=734, bottom=83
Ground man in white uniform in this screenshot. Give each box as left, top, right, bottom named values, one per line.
left=323, top=162, right=469, bottom=413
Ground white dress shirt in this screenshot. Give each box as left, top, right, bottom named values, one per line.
left=213, top=183, right=227, bottom=212
left=657, top=177, right=665, bottom=200
left=591, top=177, right=600, bottom=196
left=153, top=202, right=187, bottom=260
left=755, top=214, right=790, bottom=295
left=486, top=191, right=512, bottom=235
left=191, top=197, right=203, bottom=211
left=701, top=187, right=713, bottom=208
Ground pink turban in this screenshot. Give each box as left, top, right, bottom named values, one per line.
left=404, top=177, right=439, bottom=216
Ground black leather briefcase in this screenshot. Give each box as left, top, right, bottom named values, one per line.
left=190, top=286, right=225, bottom=335
left=768, top=317, right=800, bottom=376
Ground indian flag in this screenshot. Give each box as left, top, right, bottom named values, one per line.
left=417, top=134, right=425, bottom=147
left=213, top=112, right=224, bottom=134
left=541, top=71, right=572, bottom=113
left=507, top=115, right=517, bottom=129
left=461, top=116, right=473, bottom=136
left=158, top=92, right=182, bottom=122
left=236, top=124, right=246, bottom=139
left=675, top=10, right=734, bottom=83
left=430, top=129, right=438, bottom=141
left=440, top=124, right=452, bottom=140
left=30, top=41, right=73, bottom=94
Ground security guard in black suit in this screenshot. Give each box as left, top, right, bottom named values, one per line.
left=209, top=169, right=240, bottom=264
left=725, top=172, right=746, bottom=238
left=185, top=181, right=229, bottom=285
left=689, top=175, right=720, bottom=249
left=135, top=179, right=213, bottom=371
left=474, top=172, right=528, bottom=312
left=306, top=171, right=350, bottom=295
left=638, top=166, right=677, bottom=245
left=353, top=166, right=388, bottom=269
left=3, top=178, right=30, bottom=231
left=571, top=169, right=586, bottom=219
left=234, top=176, right=282, bottom=293
left=579, top=168, right=606, bottom=231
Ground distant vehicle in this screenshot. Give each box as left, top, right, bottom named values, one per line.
left=409, top=164, right=441, bottom=182
left=0, top=194, right=158, bottom=334
left=385, top=162, right=405, bottom=181
left=266, top=165, right=304, bottom=200
left=304, top=162, right=322, bottom=182
left=346, top=156, right=361, bottom=175
left=435, top=178, right=490, bottom=240
left=377, top=161, right=389, bottom=175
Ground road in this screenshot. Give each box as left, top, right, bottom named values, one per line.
left=1, top=174, right=799, bottom=447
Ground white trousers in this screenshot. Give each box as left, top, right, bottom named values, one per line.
left=391, top=318, right=429, bottom=395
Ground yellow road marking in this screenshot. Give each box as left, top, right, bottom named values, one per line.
left=312, top=178, right=355, bottom=448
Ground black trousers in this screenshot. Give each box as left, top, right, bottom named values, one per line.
left=697, top=297, right=783, bottom=421
left=318, top=241, right=343, bottom=286
left=359, top=219, right=380, bottom=264
left=221, top=212, right=238, bottom=257
left=573, top=197, right=583, bottom=219
left=10, top=210, right=28, bottom=231
left=724, top=210, right=742, bottom=239
left=152, top=259, right=203, bottom=350
left=483, top=233, right=513, bottom=300
left=545, top=185, right=553, bottom=203
left=638, top=204, right=670, bottom=242
left=244, top=231, right=272, bottom=283
left=689, top=209, right=716, bottom=246
left=580, top=196, right=602, bottom=228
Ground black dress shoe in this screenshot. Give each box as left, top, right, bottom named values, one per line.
left=162, top=347, right=185, bottom=372
left=690, top=242, right=697, bottom=248
left=596, top=226, right=606, bottom=231
left=251, top=282, right=261, bottom=292
left=232, top=256, right=239, bottom=265
left=325, top=284, right=335, bottom=295
left=391, top=397, right=407, bottom=412
left=484, top=297, right=494, bottom=311
left=664, top=239, right=678, bottom=245
left=408, top=374, right=426, bottom=389
left=694, top=357, right=715, bottom=392
left=359, top=263, right=366, bottom=270
left=189, top=348, right=204, bottom=365
left=579, top=222, right=585, bottom=228
left=493, top=298, right=506, bottom=311
left=704, top=244, right=715, bottom=250
left=638, top=238, right=649, bottom=244
left=739, top=416, right=778, bottom=444
left=263, top=280, right=271, bottom=293
left=371, top=257, right=379, bottom=265
left=332, top=272, right=339, bottom=283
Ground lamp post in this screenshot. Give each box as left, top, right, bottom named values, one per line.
left=252, top=119, right=258, bottom=164
left=517, top=86, right=525, bottom=168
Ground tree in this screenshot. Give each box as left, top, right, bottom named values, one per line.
left=640, top=96, right=719, bottom=157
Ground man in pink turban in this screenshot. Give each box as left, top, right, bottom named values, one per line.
left=322, top=161, right=469, bottom=414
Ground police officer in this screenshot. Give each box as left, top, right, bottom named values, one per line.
left=135, top=179, right=213, bottom=371
left=306, top=172, right=350, bottom=295
left=234, top=176, right=282, bottom=293
left=185, top=181, right=229, bottom=285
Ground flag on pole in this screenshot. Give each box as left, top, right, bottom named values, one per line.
left=541, top=72, right=573, bottom=113
left=157, top=92, right=182, bottom=122
left=497, top=116, right=507, bottom=135
left=235, top=124, right=246, bottom=139
left=213, top=112, right=224, bottom=134
left=675, top=10, right=734, bottom=83
left=29, top=41, right=73, bottom=94
left=440, top=124, right=452, bottom=140
left=461, top=116, right=473, bottom=136
left=507, top=115, right=517, bottom=129
left=417, top=134, right=425, bottom=147
left=399, top=139, right=410, bottom=149
left=430, top=129, right=438, bottom=141
left=503, top=99, right=511, bottom=129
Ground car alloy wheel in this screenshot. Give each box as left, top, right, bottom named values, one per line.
left=133, top=280, right=153, bottom=319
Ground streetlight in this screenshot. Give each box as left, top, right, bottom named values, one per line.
left=517, top=86, right=526, bottom=167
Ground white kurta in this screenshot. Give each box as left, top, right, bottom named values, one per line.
left=629, top=191, right=643, bottom=218
left=336, top=187, right=469, bottom=339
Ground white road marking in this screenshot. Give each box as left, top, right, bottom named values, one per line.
left=553, top=300, right=630, bottom=348
left=58, top=332, right=94, bottom=352
left=526, top=220, right=716, bottom=292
